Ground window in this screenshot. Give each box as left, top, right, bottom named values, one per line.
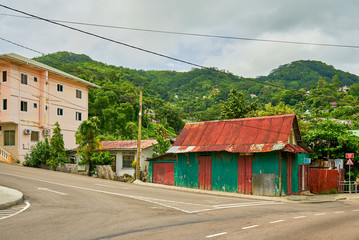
left=21, top=101, right=28, bottom=112
left=31, top=131, right=39, bottom=142
left=34, top=77, right=38, bottom=82
left=57, top=108, right=63, bottom=116
left=21, top=73, right=28, bottom=85
left=33, top=103, right=38, bottom=108
left=4, top=130, right=15, bottom=146
left=57, top=84, right=63, bottom=92
left=2, top=99, right=7, bottom=111
left=2, top=71, right=7, bottom=82
left=76, top=112, right=82, bottom=121
left=122, top=155, right=135, bottom=168
left=76, top=89, right=82, bottom=99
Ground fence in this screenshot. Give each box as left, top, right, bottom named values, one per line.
left=309, top=169, right=338, bottom=194
left=338, top=181, right=358, bottom=194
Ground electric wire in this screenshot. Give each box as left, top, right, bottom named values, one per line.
left=3, top=71, right=88, bottom=111
left=1, top=12, right=359, bottom=49
left=0, top=4, right=205, bottom=69
left=0, top=36, right=295, bottom=94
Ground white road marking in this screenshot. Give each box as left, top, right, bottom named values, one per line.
left=95, top=183, right=131, bottom=189
left=334, top=211, right=344, bottom=214
left=0, top=171, right=283, bottom=214
left=0, top=201, right=30, bottom=220
left=242, top=225, right=258, bottom=230
left=315, top=213, right=327, bottom=216
left=38, top=187, right=68, bottom=195
left=270, top=220, right=284, bottom=224
left=206, top=232, right=227, bottom=238
left=293, top=216, right=306, bottom=219
left=352, top=209, right=359, bottom=212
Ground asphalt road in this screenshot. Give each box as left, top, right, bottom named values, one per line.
left=0, top=163, right=358, bottom=240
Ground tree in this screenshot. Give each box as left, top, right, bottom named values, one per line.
left=75, top=117, right=103, bottom=175
left=47, top=122, right=67, bottom=170
left=253, top=102, right=295, bottom=117
left=152, top=124, right=171, bottom=157
left=302, top=120, right=358, bottom=160
left=220, top=89, right=257, bottom=119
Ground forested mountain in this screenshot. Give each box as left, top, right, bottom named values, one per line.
left=260, top=60, right=359, bottom=89
left=33, top=51, right=359, bottom=138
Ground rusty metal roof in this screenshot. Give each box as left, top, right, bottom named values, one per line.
left=168, top=114, right=307, bottom=154
left=101, top=140, right=157, bottom=150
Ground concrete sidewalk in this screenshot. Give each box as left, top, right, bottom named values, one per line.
left=0, top=186, right=24, bottom=210
left=134, top=181, right=359, bottom=203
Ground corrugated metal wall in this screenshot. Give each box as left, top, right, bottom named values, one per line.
left=252, top=152, right=280, bottom=196
left=153, top=162, right=175, bottom=185
left=310, top=169, right=338, bottom=194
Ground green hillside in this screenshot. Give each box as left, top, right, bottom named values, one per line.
left=33, top=51, right=359, bottom=136
left=262, top=60, right=359, bottom=89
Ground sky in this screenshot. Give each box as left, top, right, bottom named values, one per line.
left=0, top=0, right=359, bottom=78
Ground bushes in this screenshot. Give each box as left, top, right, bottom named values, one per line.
left=24, top=138, right=50, bottom=167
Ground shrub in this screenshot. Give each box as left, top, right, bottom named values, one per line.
left=330, top=189, right=338, bottom=194
left=23, top=138, right=50, bottom=167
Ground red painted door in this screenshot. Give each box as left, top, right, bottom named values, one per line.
left=199, top=156, right=212, bottom=190
left=287, top=155, right=292, bottom=194
left=238, top=155, right=253, bottom=194
left=153, top=162, right=174, bottom=185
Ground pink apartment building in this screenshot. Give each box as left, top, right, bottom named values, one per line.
left=0, top=53, right=99, bottom=164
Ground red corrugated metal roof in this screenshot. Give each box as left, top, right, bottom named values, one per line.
left=169, top=114, right=307, bottom=153
left=101, top=140, right=157, bottom=150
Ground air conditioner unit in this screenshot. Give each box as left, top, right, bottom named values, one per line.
left=43, top=129, right=51, bottom=136
left=24, top=129, right=32, bottom=135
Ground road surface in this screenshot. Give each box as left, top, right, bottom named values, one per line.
left=0, top=163, right=358, bottom=240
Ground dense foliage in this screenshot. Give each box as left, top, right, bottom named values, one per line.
left=34, top=51, right=359, bottom=175
left=23, top=138, right=51, bottom=168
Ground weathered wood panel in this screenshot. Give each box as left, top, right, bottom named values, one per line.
left=153, top=162, right=174, bottom=186
left=199, top=155, right=212, bottom=190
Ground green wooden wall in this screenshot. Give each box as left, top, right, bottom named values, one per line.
left=211, top=152, right=238, bottom=192
left=149, top=151, right=309, bottom=196
left=175, top=153, right=199, bottom=188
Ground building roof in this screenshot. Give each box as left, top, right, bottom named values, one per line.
left=168, top=114, right=308, bottom=154
left=0, top=53, right=99, bottom=89
left=101, top=140, right=157, bottom=150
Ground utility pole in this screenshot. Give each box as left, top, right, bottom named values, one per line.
left=136, top=91, right=142, bottom=181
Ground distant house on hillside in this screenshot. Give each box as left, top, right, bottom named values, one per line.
left=148, top=114, right=311, bottom=196
left=70, top=140, right=158, bottom=176
left=101, top=140, right=157, bottom=175
left=0, top=53, right=99, bottom=164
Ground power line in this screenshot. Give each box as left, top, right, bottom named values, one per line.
left=0, top=5, right=205, bottom=69
left=1, top=12, right=359, bottom=49
left=4, top=71, right=88, bottom=111
left=0, top=36, right=295, bottom=94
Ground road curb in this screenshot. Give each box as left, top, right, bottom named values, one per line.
left=133, top=182, right=359, bottom=203
left=0, top=186, right=24, bottom=210
left=133, top=181, right=292, bottom=202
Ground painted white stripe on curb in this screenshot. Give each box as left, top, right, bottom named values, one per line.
left=206, top=232, right=227, bottom=238
left=352, top=209, right=359, bottom=212
left=315, top=213, right=327, bottom=216
left=334, top=211, right=344, bottom=214
left=293, top=216, right=306, bottom=219
left=270, top=220, right=284, bottom=224
left=0, top=201, right=30, bottom=220
left=242, top=225, right=258, bottom=230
